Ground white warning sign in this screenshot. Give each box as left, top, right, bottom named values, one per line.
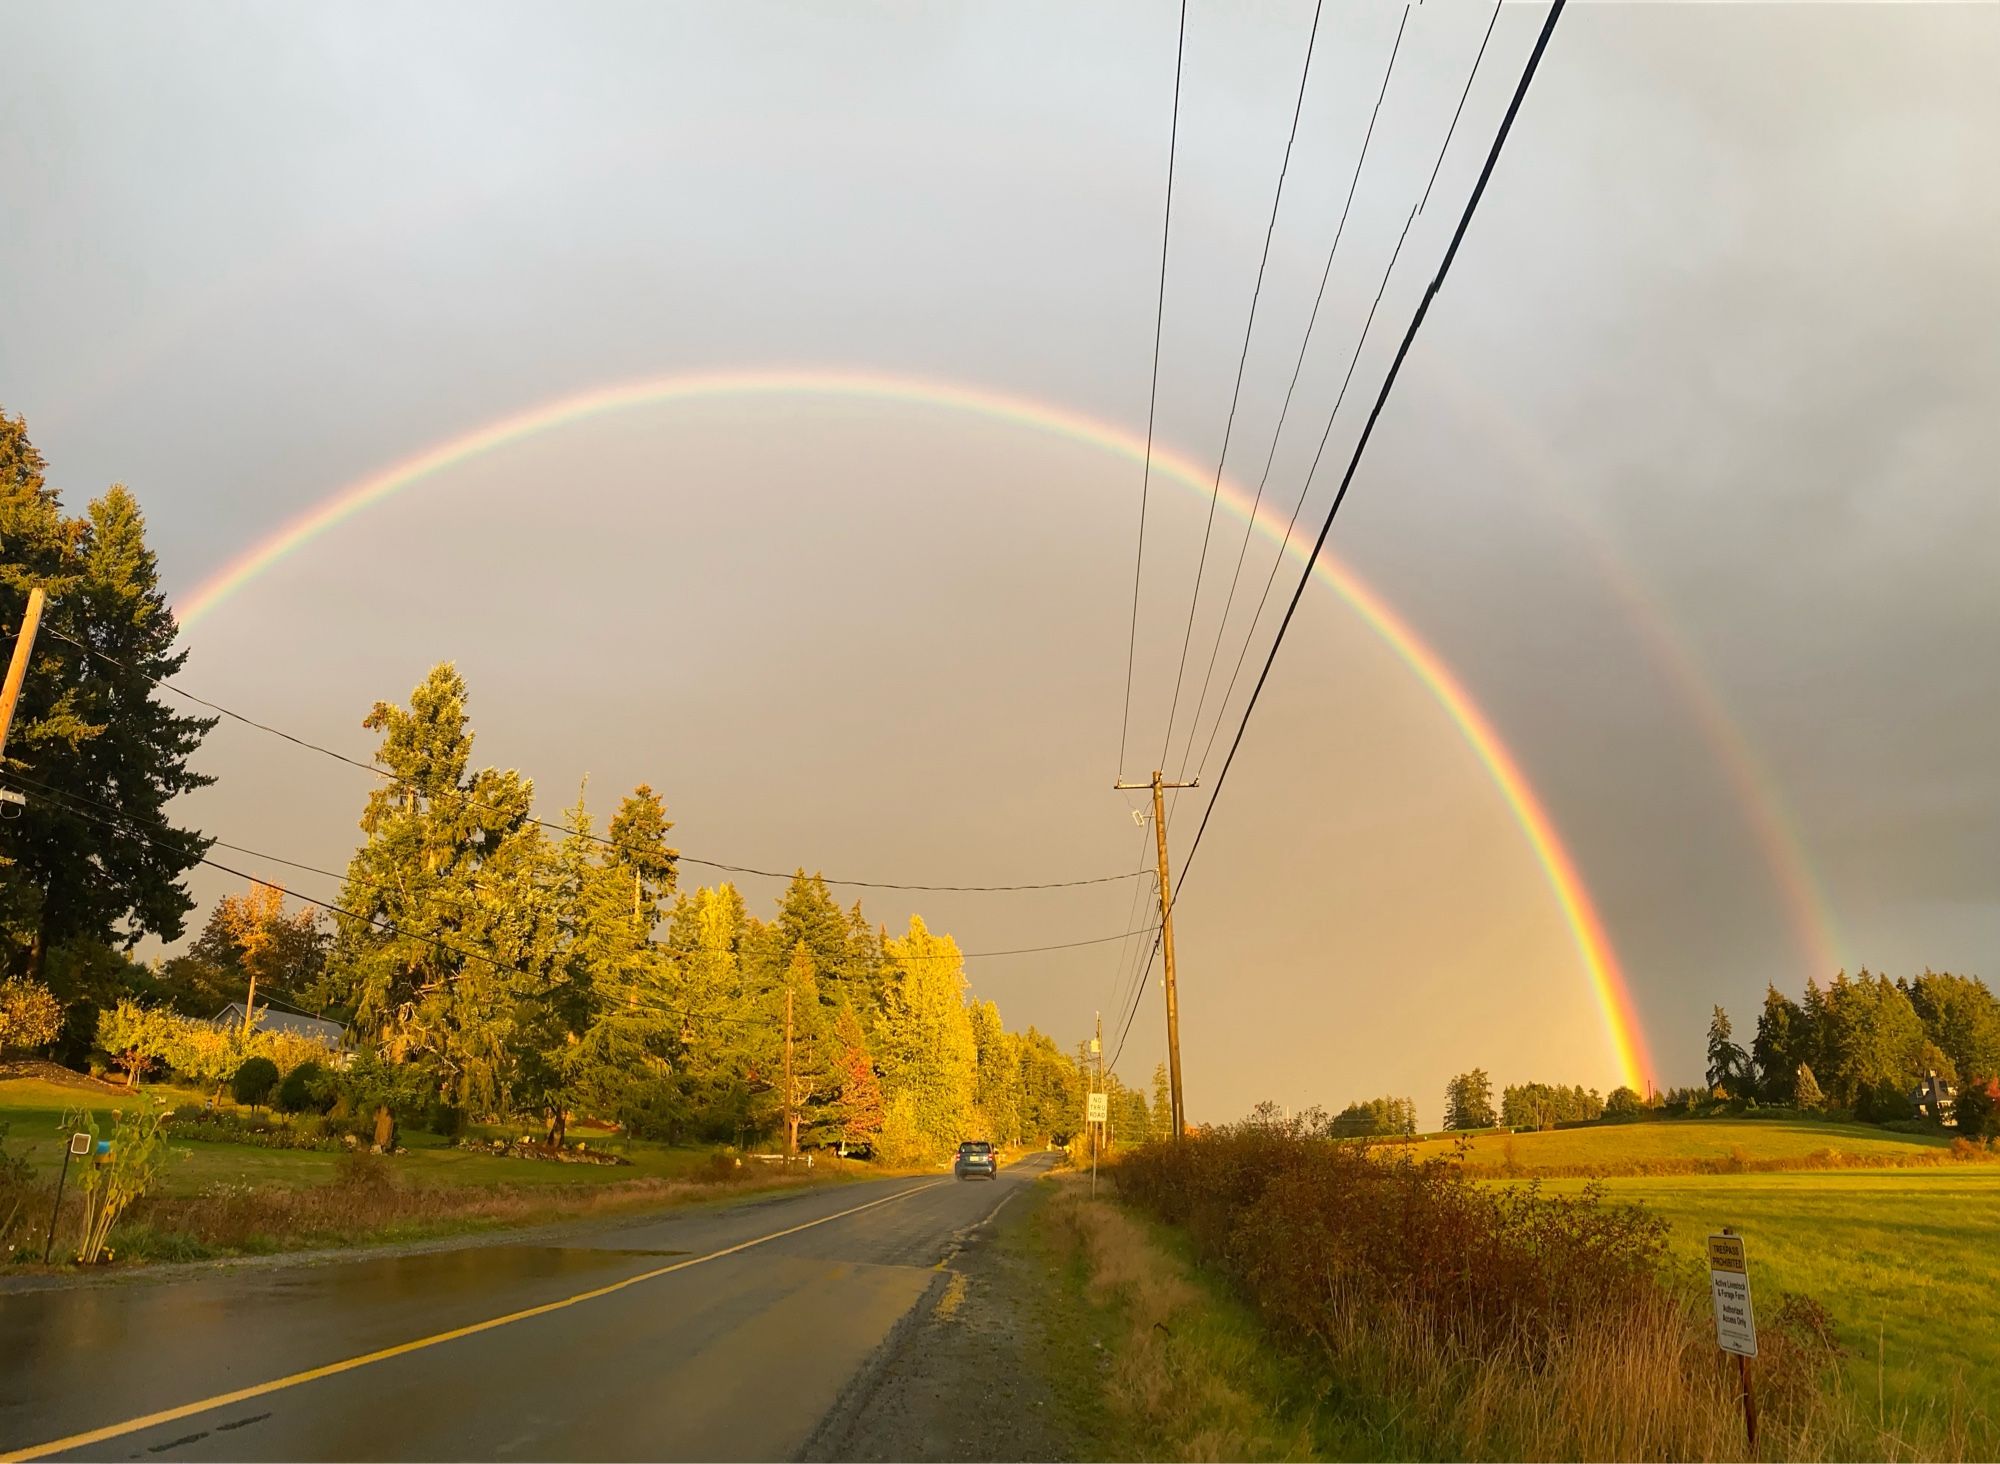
left=1707, top=1232, right=1757, bottom=1358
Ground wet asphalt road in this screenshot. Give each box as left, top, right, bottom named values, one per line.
left=2, top=1156, right=1054, bottom=1462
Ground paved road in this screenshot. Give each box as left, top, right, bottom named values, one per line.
left=2, top=1157, right=1056, bottom=1462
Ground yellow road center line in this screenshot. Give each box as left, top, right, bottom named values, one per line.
left=3, top=1179, right=947, bottom=1463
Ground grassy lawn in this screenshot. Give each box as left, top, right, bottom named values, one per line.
left=1541, top=1168, right=2000, bottom=1428
left=1, top=1074, right=818, bottom=1195
left=1400, top=1116, right=1950, bottom=1171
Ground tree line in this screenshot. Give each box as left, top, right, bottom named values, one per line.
left=1705, top=970, right=2000, bottom=1130
left=0, top=417, right=1109, bottom=1162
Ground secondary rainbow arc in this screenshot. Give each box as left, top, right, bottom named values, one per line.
left=177, top=368, right=1657, bottom=1090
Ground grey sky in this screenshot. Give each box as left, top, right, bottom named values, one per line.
left=4, top=2, right=1995, bottom=1124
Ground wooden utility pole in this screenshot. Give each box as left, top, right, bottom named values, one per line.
left=1092, top=1013, right=1103, bottom=1166
left=784, top=984, right=796, bottom=1156
left=0, top=586, right=47, bottom=764
left=1113, top=769, right=1196, bottom=1138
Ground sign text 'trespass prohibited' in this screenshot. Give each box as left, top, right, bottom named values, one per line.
left=1707, top=1232, right=1757, bottom=1357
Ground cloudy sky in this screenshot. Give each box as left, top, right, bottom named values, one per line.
left=5, top=2, right=1995, bottom=1124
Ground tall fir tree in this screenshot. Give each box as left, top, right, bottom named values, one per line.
left=967, top=997, right=1020, bottom=1145
left=0, top=417, right=213, bottom=978
left=1705, top=1006, right=1751, bottom=1098
left=1752, top=984, right=1806, bottom=1103
left=322, top=664, right=556, bottom=1111
left=875, top=915, right=977, bottom=1160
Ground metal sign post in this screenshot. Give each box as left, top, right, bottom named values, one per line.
left=42, top=1131, right=92, bottom=1264
left=1708, top=1229, right=1758, bottom=1454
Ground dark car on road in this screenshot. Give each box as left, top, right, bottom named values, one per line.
left=953, top=1140, right=997, bottom=1180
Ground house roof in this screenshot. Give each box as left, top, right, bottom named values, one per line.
left=209, top=1002, right=345, bottom=1048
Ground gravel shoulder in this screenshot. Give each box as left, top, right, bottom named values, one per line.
left=800, top=1174, right=1081, bottom=1463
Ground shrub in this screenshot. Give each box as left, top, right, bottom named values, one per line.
left=420, top=1100, right=465, bottom=1138
left=231, top=1056, right=281, bottom=1109
left=1954, top=1077, right=2000, bottom=1138
left=1857, top=1082, right=1914, bottom=1124
left=0, top=976, right=64, bottom=1054
left=1117, top=1128, right=1671, bottom=1359
left=276, top=1061, right=331, bottom=1115
left=334, top=1148, right=393, bottom=1192
left=1105, top=1125, right=1918, bottom=1459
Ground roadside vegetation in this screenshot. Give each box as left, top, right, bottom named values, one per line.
left=0, top=412, right=1157, bottom=1268
left=1028, top=1176, right=1332, bottom=1462
left=1100, top=1122, right=1991, bottom=1461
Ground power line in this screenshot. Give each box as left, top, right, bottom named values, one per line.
left=1420, top=2, right=1503, bottom=216
left=10, top=771, right=1153, bottom=964
left=1179, top=0, right=1569, bottom=902
left=1174, top=5, right=1411, bottom=791
left=1160, top=0, right=1328, bottom=776
left=39, top=625, right=1146, bottom=894
left=1188, top=202, right=1418, bottom=788
left=1101, top=819, right=1161, bottom=1025
left=1117, top=0, right=1189, bottom=781
left=1187, top=0, right=1501, bottom=790
left=1107, top=928, right=1163, bottom=1076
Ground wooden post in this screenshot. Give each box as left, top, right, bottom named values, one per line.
left=1737, top=1352, right=1759, bottom=1456
left=1114, top=770, right=1197, bottom=1138
left=0, top=586, right=47, bottom=762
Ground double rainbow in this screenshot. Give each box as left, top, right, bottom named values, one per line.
left=178, top=368, right=1657, bottom=1090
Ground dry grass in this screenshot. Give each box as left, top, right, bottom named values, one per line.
left=17, top=1148, right=837, bottom=1265
left=1111, top=1130, right=1990, bottom=1461
left=1042, top=1180, right=1321, bottom=1463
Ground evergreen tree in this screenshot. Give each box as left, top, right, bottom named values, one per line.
left=967, top=997, right=1020, bottom=1144
left=1152, top=1062, right=1172, bottom=1135
left=1794, top=1063, right=1826, bottom=1111
left=1443, top=1069, right=1496, bottom=1130
left=777, top=871, right=849, bottom=1009
left=321, top=665, right=555, bottom=1112
left=1706, top=1006, right=1751, bottom=1098
left=0, top=420, right=214, bottom=977
left=606, top=784, right=678, bottom=933
left=660, top=884, right=760, bottom=1141
left=1821, top=972, right=1926, bottom=1109
left=516, top=789, right=677, bottom=1146
left=1752, top=984, right=1806, bottom=1103
left=843, top=901, right=885, bottom=1015
left=1906, top=971, right=2000, bottom=1083
left=875, top=915, right=976, bottom=1160
left=1016, top=1027, right=1083, bottom=1143
left=1799, top=977, right=1831, bottom=1078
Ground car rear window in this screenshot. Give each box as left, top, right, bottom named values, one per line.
left=960, top=1142, right=991, bottom=1153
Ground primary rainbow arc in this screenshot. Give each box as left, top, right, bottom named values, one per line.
left=178, top=368, right=1658, bottom=1091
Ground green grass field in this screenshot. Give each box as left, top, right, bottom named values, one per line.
left=1401, top=1115, right=1950, bottom=1170
left=2, top=1075, right=750, bottom=1192
left=1408, top=1117, right=2000, bottom=1428
left=1539, top=1168, right=2000, bottom=1427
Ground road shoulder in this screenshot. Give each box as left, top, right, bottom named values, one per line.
left=800, top=1174, right=1081, bottom=1463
